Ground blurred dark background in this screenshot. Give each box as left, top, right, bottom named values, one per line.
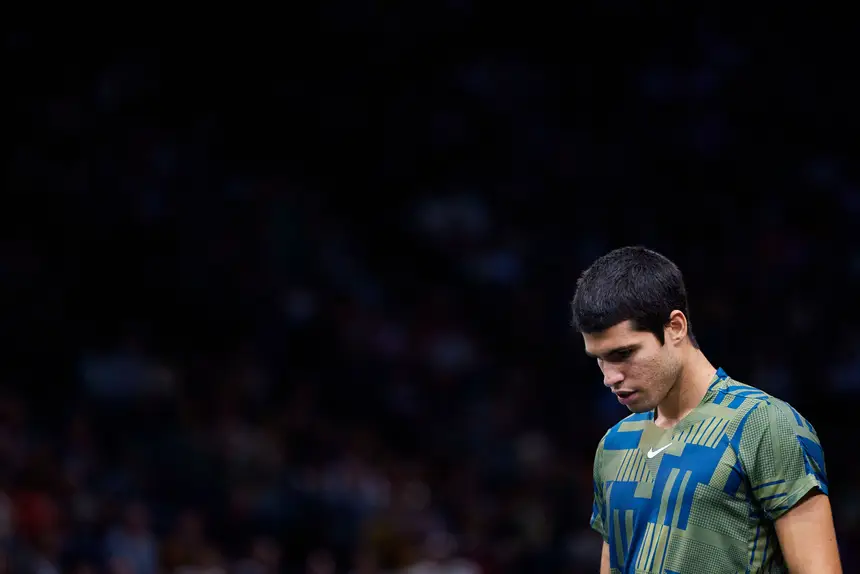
left=3, top=8, right=859, bottom=574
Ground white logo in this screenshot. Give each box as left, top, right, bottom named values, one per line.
left=647, top=443, right=673, bottom=458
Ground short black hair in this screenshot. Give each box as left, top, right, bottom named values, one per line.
left=571, top=246, right=697, bottom=347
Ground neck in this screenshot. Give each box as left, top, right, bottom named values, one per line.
left=654, top=347, right=716, bottom=428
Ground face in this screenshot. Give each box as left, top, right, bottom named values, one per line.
left=582, top=318, right=683, bottom=413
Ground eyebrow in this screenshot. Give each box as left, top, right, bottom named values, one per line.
left=585, top=345, right=638, bottom=359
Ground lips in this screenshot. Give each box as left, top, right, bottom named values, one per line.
left=614, top=390, right=638, bottom=405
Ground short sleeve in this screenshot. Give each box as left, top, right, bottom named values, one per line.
left=590, top=436, right=609, bottom=541
left=738, top=401, right=828, bottom=521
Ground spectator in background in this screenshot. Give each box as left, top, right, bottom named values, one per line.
left=104, top=502, right=158, bottom=574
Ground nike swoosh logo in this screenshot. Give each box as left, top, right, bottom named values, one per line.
left=647, top=443, right=673, bottom=458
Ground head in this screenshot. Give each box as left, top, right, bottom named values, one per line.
left=571, top=246, right=697, bottom=412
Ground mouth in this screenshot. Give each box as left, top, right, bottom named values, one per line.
left=614, top=390, right=639, bottom=405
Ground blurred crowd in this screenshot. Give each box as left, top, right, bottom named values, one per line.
left=4, top=10, right=860, bottom=574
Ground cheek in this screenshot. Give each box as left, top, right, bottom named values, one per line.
left=621, top=361, right=647, bottom=385
left=630, top=354, right=666, bottom=384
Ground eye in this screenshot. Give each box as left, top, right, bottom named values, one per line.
left=607, top=348, right=634, bottom=362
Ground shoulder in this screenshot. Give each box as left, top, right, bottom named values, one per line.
left=713, top=377, right=819, bottom=440
left=714, top=378, right=826, bottom=490
left=715, top=379, right=830, bottom=508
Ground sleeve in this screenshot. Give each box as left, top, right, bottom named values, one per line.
left=590, top=435, right=609, bottom=541
left=738, top=400, right=828, bottom=521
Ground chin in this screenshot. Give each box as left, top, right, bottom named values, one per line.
left=626, top=398, right=656, bottom=414
left=626, top=404, right=651, bottom=414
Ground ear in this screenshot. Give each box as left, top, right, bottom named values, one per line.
left=666, top=310, right=688, bottom=345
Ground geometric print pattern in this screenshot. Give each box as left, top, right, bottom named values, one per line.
left=590, top=368, right=829, bottom=573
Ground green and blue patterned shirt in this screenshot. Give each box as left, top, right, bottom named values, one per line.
left=590, top=368, right=828, bottom=573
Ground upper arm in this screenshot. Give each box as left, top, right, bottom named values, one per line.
left=600, top=541, right=611, bottom=574
left=738, top=401, right=828, bottom=520
left=739, top=401, right=840, bottom=571
left=590, top=435, right=609, bottom=542
left=592, top=435, right=611, bottom=571
left=774, top=491, right=842, bottom=573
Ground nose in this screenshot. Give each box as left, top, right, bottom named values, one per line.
left=602, top=363, right=625, bottom=387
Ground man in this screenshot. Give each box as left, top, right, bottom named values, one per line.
left=571, top=246, right=841, bottom=573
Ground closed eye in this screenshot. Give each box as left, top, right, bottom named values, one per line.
left=605, top=347, right=635, bottom=363
left=585, top=345, right=639, bottom=363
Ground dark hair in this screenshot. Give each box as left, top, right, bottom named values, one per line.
left=571, top=246, right=697, bottom=347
